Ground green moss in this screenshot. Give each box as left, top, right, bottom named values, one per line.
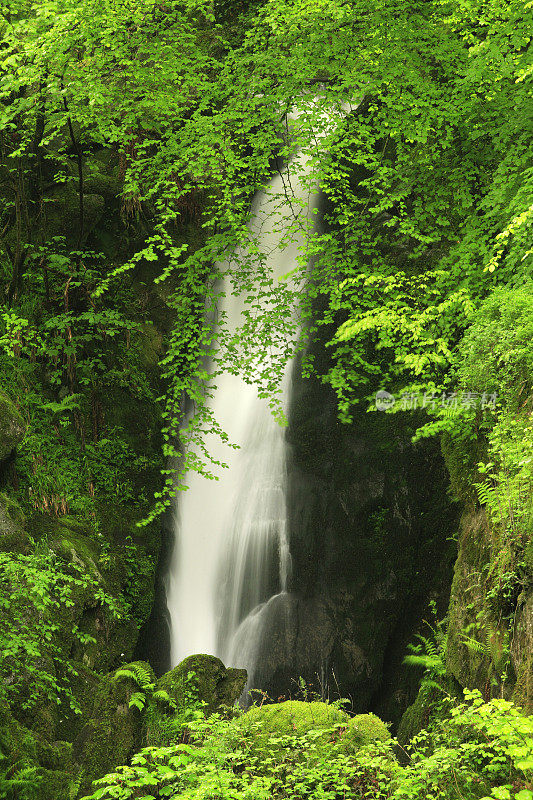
left=36, top=738, right=73, bottom=771
left=138, top=322, right=163, bottom=373
left=349, top=712, right=390, bottom=744
left=441, top=430, right=484, bottom=506
left=25, top=512, right=150, bottom=671
left=73, top=663, right=150, bottom=794
left=0, top=492, right=24, bottom=525
left=397, top=687, right=437, bottom=745
left=0, top=707, right=39, bottom=768
left=156, top=655, right=247, bottom=716
left=30, top=703, right=59, bottom=744
left=0, top=497, right=29, bottom=553
left=0, top=392, right=25, bottom=463
left=49, top=522, right=102, bottom=580
left=0, top=703, right=76, bottom=799
left=38, top=768, right=73, bottom=800
left=511, top=654, right=533, bottom=712
left=238, top=701, right=389, bottom=755
left=244, top=700, right=347, bottom=735
left=58, top=664, right=104, bottom=743
left=446, top=510, right=494, bottom=690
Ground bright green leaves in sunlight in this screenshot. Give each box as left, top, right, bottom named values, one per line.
left=0, top=548, right=123, bottom=713
left=1, top=0, right=532, bottom=521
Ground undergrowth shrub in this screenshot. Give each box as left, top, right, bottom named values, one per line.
left=82, top=691, right=533, bottom=800
left=0, top=548, right=122, bottom=715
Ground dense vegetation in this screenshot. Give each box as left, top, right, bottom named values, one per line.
left=0, top=0, right=532, bottom=797
left=83, top=691, right=533, bottom=800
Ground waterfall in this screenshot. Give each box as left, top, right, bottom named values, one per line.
left=166, top=113, right=332, bottom=691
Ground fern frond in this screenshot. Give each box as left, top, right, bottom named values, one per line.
left=404, top=654, right=446, bottom=675
left=420, top=679, right=446, bottom=695
left=129, top=691, right=147, bottom=711
left=68, top=770, right=84, bottom=800
left=114, top=664, right=154, bottom=690
left=474, top=481, right=500, bottom=519
left=461, top=634, right=490, bottom=657
left=153, top=689, right=177, bottom=709
left=129, top=663, right=155, bottom=690
left=114, top=668, right=136, bottom=683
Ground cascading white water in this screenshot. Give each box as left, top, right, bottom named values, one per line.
left=166, top=148, right=318, bottom=681
left=166, top=102, right=350, bottom=688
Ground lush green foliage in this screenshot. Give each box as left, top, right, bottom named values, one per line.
left=0, top=545, right=122, bottom=714
left=439, top=285, right=533, bottom=699
left=1, top=0, right=533, bottom=794
left=1, top=0, right=532, bottom=514
left=0, top=246, right=158, bottom=517
left=464, top=286, right=533, bottom=549
left=81, top=692, right=533, bottom=800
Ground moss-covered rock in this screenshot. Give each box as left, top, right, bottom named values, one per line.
left=238, top=700, right=389, bottom=755
left=243, top=699, right=345, bottom=734
left=36, top=738, right=73, bottom=771
left=442, top=502, right=532, bottom=708
left=25, top=513, right=149, bottom=673
left=446, top=509, right=494, bottom=691
left=0, top=392, right=25, bottom=464
left=397, top=685, right=442, bottom=745
left=38, top=768, right=74, bottom=800
left=350, top=712, right=391, bottom=744
left=156, top=654, right=247, bottom=715
left=0, top=495, right=29, bottom=552
left=58, top=664, right=105, bottom=744
left=73, top=662, right=154, bottom=793
left=511, top=591, right=533, bottom=711
left=0, top=700, right=39, bottom=770
left=0, top=697, right=77, bottom=800
left=138, top=322, right=163, bottom=373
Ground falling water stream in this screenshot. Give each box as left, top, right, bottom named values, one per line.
left=166, top=106, right=345, bottom=691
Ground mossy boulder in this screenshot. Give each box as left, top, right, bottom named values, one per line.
left=36, top=738, right=73, bottom=771
left=45, top=516, right=103, bottom=579
left=397, top=685, right=442, bottom=745
left=26, top=513, right=146, bottom=672
left=243, top=699, right=347, bottom=736
left=38, top=768, right=74, bottom=800
left=511, top=591, right=533, bottom=711
left=156, top=654, right=247, bottom=715
left=350, top=712, right=391, bottom=744
left=0, top=495, right=29, bottom=552
left=73, top=661, right=154, bottom=793
left=0, top=698, right=76, bottom=800
left=0, top=700, right=39, bottom=772
left=0, top=392, right=25, bottom=463
left=58, top=664, right=105, bottom=744
left=237, top=700, right=389, bottom=755
left=446, top=509, right=494, bottom=690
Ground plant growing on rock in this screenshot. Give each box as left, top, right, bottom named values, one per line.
left=0, top=546, right=122, bottom=714
left=81, top=692, right=533, bottom=800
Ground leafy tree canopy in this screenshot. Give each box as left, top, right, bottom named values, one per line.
left=0, top=0, right=532, bottom=519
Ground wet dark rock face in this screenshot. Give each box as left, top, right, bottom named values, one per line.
left=253, top=351, right=458, bottom=720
